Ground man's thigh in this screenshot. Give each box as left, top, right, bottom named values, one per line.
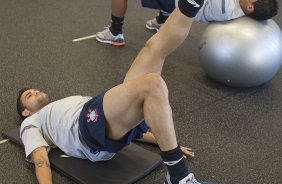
left=103, top=77, right=147, bottom=140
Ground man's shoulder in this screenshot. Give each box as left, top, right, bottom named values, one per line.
left=20, top=113, right=41, bottom=133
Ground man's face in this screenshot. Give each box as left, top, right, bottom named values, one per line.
left=20, top=89, right=50, bottom=117
left=240, top=0, right=257, bottom=14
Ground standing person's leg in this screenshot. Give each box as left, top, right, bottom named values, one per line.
left=96, top=0, right=127, bottom=46
left=146, top=10, right=170, bottom=31
left=110, top=0, right=127, bottom=35
left=141, top=0, right=175, bottom=31
left=112, top=0, right=127, bottom=17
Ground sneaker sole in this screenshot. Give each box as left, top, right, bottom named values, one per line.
left=145, top=24, right=159, bottom=31
left=96, top=36, right=126, bottom=46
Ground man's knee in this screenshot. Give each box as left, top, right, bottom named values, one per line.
left=144, top=37, right=163, bottom=57
left=142, top=73, right=168, bottom=98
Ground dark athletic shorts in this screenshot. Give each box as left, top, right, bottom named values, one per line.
left=79, top=92, right=149, bottom=153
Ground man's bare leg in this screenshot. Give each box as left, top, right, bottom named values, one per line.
left=103, top=3, right=209, bottom=183
left=124, top=8, right=194, bottom=82
left=103, top=74, right=177, bottom=150
left=103, top=73, right=190, bottom=183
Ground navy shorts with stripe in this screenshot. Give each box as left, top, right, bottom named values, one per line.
left=79, top=92, right=149, bottom=153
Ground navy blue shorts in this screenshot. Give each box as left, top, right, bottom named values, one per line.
left=79, top=92, right=149, bottom=153
left=141, top=0, right=175, bottom=13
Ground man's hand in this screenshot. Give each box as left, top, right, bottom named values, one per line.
left=31, top=147, right=52, bottom=184
left=180, top=145, right=194, bottom=158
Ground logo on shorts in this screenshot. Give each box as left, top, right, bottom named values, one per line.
left=86, top=108, right=99, bottom=123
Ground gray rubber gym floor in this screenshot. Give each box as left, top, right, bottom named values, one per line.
left=1, top=1, right=281, bottom=184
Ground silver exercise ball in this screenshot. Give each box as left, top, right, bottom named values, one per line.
left=199, top=17, right=282, bottom=87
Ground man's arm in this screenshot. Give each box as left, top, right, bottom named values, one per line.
left=136, top=132, right=195, bottom=157
left=31, top=147, right=52, bottom=184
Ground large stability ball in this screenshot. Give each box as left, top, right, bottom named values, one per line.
left=199, top=17, right=282, bottom=87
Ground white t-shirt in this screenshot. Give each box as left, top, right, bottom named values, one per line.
left=20, top=96, right=115, bottom=162
left=175, top=0, right=245, bottom=22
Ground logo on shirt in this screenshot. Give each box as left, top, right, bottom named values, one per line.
left=187, top=0, right=200, bottom=7
left=86, top=108, right=99, bottom=123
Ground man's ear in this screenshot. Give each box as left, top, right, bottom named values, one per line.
left=246, top=3, right=255, bottom=14
left=21, top=109, right=31, bottom=117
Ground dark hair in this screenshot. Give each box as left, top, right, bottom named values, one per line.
left=16, top=87, right=32, bottom=120
left=248, top=0, right=278, bottom=20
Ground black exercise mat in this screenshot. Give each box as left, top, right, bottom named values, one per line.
left=2, top=128, right=162, bottom=184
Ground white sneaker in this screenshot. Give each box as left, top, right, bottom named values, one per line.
left=164, top=173, right=214, bottom=184
left=145, top=18, right=163, bottom=31
left=96, top=26, right=126, bottom=46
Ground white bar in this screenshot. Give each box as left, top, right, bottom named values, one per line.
left=60, top=154, right=71, bottom=158
left=72, top=34, right=96, bottom=42
left=0, top=139, right=9, bottom=144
